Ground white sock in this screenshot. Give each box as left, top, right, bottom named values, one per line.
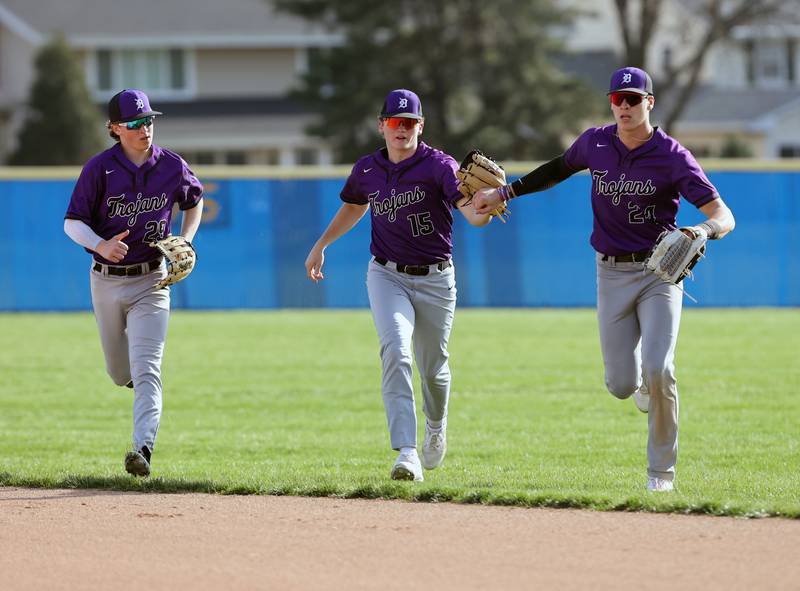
left=400, top=446, right=417, bottom=456
left=427, top=419, right=444, bottom=431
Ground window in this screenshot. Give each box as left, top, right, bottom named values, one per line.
left=754, top=42, right=788, bottom=87
left=779, top=145, right=800, bottom=158
left=295, top=148, right=318, bottom=165
left=225, top=152, right=247, bottom=165
left=95, top=48, right=189, bottom=95
left=190, top=152, right=216, bottom=165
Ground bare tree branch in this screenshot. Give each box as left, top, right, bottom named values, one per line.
left=615, top=0, right=798, bottom=134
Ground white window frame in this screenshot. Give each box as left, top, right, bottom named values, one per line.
left=87, top=48, right=196, bottom=100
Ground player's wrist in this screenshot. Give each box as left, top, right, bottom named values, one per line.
left=698, top=220, right=722, bottom=240
left=497, top=184, right=515, bottom=203
left=688, top=226, right=708, bottom=240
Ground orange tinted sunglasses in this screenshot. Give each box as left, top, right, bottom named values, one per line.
left=383, top=117, right=420, bottom=129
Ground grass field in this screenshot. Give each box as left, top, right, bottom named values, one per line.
left=1, top=309, right=798, bottom=517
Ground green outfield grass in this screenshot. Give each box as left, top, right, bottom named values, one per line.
left=1, top=309, right=798, bottom=517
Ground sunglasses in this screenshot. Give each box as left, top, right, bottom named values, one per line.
left=609, top=92, right=648, bottom=107
left=118, top=116, right=154, bottom=130
left=383, top=117, right=420, bottom=130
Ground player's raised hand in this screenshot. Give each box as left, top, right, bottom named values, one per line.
left=96, top=229, right=130, bottom=263
left=473, top=187, right=503, bottom=215
left=305, top=246, right=325, bottom=283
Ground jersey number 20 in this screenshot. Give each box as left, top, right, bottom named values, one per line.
left=143, top=220, right=168, bottom=242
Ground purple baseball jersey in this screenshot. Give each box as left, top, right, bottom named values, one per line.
left=65, top=143, right=203, bottom=264
left=563, top=125, right=718, bottom=255
left=341, top=142, right=462, bottom=264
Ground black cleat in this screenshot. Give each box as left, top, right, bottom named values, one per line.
left=124, top=446, right=151, bottom=477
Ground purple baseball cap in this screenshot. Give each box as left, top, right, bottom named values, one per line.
left=380, top=89, right=423, bottom=119
left=608, top=67, right=654, bottom=96
left=107, top=89, right=163, bottom=122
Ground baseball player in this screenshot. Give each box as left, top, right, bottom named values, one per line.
left=305, top=89, right=493, bottom=481
left=64, top=89, right=204, bottom=477
left=474, top=68, right=736, bottom=492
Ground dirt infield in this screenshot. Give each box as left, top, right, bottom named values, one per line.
left=1, top=487, right=798, bottom=590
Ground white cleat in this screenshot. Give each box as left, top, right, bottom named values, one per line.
left=421, top=423, right=447, bottom=470
left=647, top=477, right=674, bottom=492
left=391, top=451, right=424, bottom=481
left=633, top=382, right=650, bottom=413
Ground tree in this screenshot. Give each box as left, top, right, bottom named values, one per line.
left=719, top=134, right=753, bottom=158
left=613, top=0, right=798, bottom=133
left=275, top=0, right=602, bottom=162
left=9, top=34, right=104, bottom=165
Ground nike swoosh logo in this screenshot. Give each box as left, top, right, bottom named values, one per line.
left=596, top=143, right=608, bottom=147
left=363, top=168, right=372, bottom=173
left=105, top=169, right=114, bottom=174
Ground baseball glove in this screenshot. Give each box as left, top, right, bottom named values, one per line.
left=151, top=235, right=196, bottom=289
left=644, top=227, right=707, bottom=284
left=456, top=149, right=510, bottom=222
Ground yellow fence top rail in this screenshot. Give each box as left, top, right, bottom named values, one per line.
left=0, top=159, right=798, bottom=180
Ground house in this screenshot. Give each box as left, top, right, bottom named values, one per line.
left=0, top=0, right=341, bottom=165
left=557, top=0, right=800, bottom=158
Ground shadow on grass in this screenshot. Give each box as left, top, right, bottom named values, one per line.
left=0, top=472, right=795, bottom=518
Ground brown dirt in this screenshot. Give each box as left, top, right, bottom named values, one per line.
left=1, top=486, right=798, bottom=590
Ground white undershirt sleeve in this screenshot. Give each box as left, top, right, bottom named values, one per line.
left=64, top=218, right=103, bottom=252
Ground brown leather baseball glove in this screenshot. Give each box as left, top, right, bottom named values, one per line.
left=151, top=235, right=196, bottom=289
left=456, top=149, right=510, bottom=222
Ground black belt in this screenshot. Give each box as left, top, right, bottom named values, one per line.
left=601, top=250, right=650, bottom=263
left=93, top=258, right=161, bottom=277
left=374, top=257, right=452, bottom=276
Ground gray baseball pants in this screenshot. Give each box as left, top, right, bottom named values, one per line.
left=596, top=253, right=683, bottom=481
left=366, top=258, right=457, bottom=450
left=90, top=262, right=169, bottom=452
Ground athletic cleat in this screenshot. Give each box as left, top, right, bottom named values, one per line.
left=421, top=422, right=447, bottom=470
left=390, top=451, right=423, bottom=481
left=633, top=382, right=650, bottom=413
left=124, top=446, right=151, bottom=477
left=647, top=477, right=674, bottom=492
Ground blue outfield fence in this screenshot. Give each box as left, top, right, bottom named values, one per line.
left=0, top=162, right=798, bottom=311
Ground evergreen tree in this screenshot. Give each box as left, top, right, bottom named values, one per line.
left=9, top=35, right=104, bottom=165
left=276, top=0, right=601, bottom=162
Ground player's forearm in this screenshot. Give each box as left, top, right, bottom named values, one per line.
left=314, top=203, right=369, bottom=250
left=457, top=199, right=492, bottom=226
left=64, top=218, right=103, bottom=251
left=697, top=199, right=735, bottom=239
left=507, top=155, right=576, bottom=199
left=180, top=198, right=203, bottom=242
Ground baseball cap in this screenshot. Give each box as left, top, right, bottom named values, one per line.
left=380, top=89, right=423, bottom=119
left=608, top=67, right=654, bottom=96
left=108, top=89, right=163, bottom=123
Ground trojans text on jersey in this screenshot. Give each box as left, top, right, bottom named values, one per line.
left=106, top=193, right=169, bottom=226
left=591, top=170, right=656, bottom=205
left=368, top=186, right=426, bottom=222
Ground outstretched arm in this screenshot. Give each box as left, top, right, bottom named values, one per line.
left=473, top=154, right=576, bottom=215
left=305, top=202, right=369, bottom=282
